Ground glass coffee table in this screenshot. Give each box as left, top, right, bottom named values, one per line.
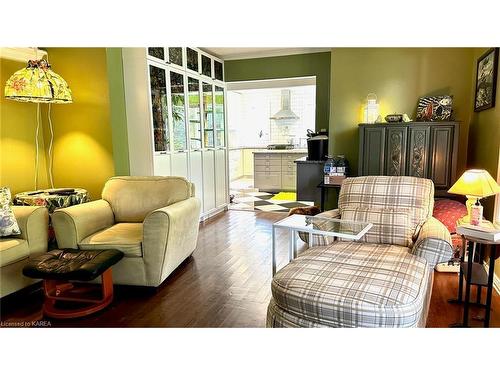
left=272, top=214, right=372, bottom=275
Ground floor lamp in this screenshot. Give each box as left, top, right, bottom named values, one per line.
left=4, top=58, right=72, bottom=189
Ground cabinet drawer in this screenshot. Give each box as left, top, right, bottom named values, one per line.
left=281, top=160, right=297, bottom=171
left=254, top=153, right=282, bottom=161
left=254, top=173, right=281, bottom=191
left=281, top=174, right=297, bottom=191
left=254, top=158, right=282, bottom=166
left=254, top=164, right=281, bottom=172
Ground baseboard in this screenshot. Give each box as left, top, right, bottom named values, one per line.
left=482, top=261, right=500, bottom=295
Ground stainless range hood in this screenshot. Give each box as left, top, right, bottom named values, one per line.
left=270, top=89, right=299, bottom=120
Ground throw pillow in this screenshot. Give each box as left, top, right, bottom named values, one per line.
left=0, top=187, right=21, bottom=237
left=341, top=206, right=414, bottom=247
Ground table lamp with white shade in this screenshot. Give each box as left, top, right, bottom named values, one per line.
left=448, top=169, right=500, bottom=225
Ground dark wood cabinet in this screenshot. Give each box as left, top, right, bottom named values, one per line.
left=358, top=121, right=459, bottom=196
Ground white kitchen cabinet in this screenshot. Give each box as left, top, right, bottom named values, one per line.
left=215, top=149, right=227, bottom=207
left=253, top=152, right=307, bottom=192
left=202, top=150, right=216, bottom=212
left=171, top=152, right=189, bottom=179
left=189, top=150, right=204, bottom=209
left=121, top=47, right=227, bottom=220
left=153, top=154, right=171, bottom=176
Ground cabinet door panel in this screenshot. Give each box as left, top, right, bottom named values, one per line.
left=170, top=71, right=187, bottom=151
left=202, top=82, right=214, bottom=148
left=254, top=173, right=281, bottom=192
left=408, top=127, right=430, bottom=178
left=168, top=47, right=183, bottom=67
left=385, top=127, right=407, bottom=176
left=187, top=77, right=202, bottom=150
left=429, top=126, right=453, bottom=189
left=215, top=149, right=227, bottom=207
left=186, top=48, right=199, bottom=72
left=149, top=65, right=170, bottom=152
left=282, top=174, right=296, bottom=191
left=214, top=60, right=223, bottom=81
left=189, top=150, right=204, bottom=211
left=362, top=127, right=385, bottom=175
left=214, top=86, right=225, bottom=147
left=153, top=154, right=171, bottom=176
left=171, top=152, right=189, bottom=179
left=202, top=150, right=216, bottom=212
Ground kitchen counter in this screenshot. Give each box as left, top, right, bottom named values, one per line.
left=294, top=156, right=325, bottom=164
left=252, top=149, right=308, bottom=154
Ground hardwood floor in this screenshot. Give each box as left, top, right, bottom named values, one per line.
left=1, top=210, right=499, bottom=327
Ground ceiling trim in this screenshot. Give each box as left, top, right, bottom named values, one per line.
left=227, top=76, right=316, bottom=91
left=200, top=47, right=330, bottom=60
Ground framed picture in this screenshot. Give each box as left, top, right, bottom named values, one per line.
left=416, top=95, right=453, bottom=121
left=474, top=48, right=499, bottom=112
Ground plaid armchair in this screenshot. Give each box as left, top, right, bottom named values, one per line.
left=268, top=176, right=453, bottom=328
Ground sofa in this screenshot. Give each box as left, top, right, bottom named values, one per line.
left=1, top=206, right=49, bottom=298
left=52, top=176, right=201, bottom=287
left=267, top=176, right=453, bottom=328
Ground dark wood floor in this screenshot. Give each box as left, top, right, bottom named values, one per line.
left=1, top=209, right=499, bottom=327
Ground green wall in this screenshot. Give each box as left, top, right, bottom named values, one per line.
left=467, top=48, right=500, bottom=219
left=106, top=48, right=130, bottom=175
left=329, top=48, right=476, bottom=176
left=224, top=52, right=331, bottom=131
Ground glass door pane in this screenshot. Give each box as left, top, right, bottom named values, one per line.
left=186, top=48, right=199, bottom=72
left=168, top=47, right=183, bottom=66
left=148, top=47, right=165, bottom=60
left=214, top=60, right=223, bottom=81
left=188, top=77, right=202, bottom=150
left=149, top=65, right=169, bottom=152
left=203, top=82, right=214, bottom=148
left=170, top=71, right=187, bottom=151
left=201, top=55, right=212, bottom=77
left=214, top=86, right=225, bottom=147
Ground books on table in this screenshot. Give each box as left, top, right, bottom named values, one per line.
left=456, top=220, right=500, bottom=242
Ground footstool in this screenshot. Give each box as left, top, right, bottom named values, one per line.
left=23, top=249, right=123, bottom=319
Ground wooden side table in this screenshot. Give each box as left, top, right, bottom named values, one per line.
left=449, top=234, right=499, bottom=327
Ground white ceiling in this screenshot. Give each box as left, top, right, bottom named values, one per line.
left=201, top=47, right=330, bottom=60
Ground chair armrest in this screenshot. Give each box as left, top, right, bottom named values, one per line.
left=52, top=199, right=114, bottom=249
left=317, top=209, right=341, bottom=219
left=142, top=197, right=201, bottom=285
left=298, top=209, right=341, bottom=246
left=410, top=217, right=453, bottom=267
left=12, top=206, right=49, bottom=256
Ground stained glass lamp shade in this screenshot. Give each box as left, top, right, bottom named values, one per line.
left=4, top=59, right=72, bottom=103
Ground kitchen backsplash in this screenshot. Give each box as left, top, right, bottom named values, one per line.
left=227, top=85, right=315, bottom=148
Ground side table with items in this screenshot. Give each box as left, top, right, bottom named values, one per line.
left=449, top=225, right=500, bottom=328
left=14, top=188, right=90, bottom=247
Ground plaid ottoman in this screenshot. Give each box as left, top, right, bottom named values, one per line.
left=267, top=241, right=433, bottom=328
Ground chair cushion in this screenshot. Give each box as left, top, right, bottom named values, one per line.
left=0, top=238, right=29, bottom=267
left=0, top=187, right=21, bottom=237
left=341, top=206, right=414, bottom=247
left=79, top=223, right=143, bottom=257
left=23, top=249, right=124, bottom=281
left=271, top=241, right=430, bottom=327
left=338, top=176, right=434, bottom=230
left=102, top=176, right=193, bottom=222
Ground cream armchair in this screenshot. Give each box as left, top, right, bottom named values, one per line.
left=1, top=206, right=49, bottom=298
left=52, top=176, right=201, bottom=287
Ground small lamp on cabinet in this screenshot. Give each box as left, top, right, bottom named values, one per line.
left=363, top=93, right=379, bottom=124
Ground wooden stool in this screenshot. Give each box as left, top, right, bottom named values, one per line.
left=23, top=249, right=123, bottom=319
